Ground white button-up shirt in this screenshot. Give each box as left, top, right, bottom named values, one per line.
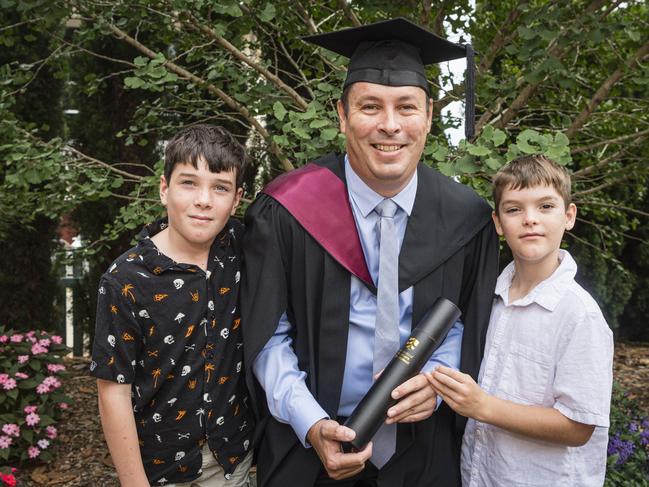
left=461, top=250, right=613, bottom=487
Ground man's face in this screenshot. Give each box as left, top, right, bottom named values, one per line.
left=337, top=82, right=432, bottom=197
left=160, top=158, right=242, bottom=248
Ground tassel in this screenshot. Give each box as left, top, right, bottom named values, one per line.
left=465, top=44, right=475, bottom=141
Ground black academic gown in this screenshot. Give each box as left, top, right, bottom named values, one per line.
left=241, top=153, right=499, bottom=487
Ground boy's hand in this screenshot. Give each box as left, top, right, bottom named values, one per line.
left=385, top=373, right=437, bottom=424
left=307, top=419, right=372, bottom=480
left=425, top=366, right=489, bottom=421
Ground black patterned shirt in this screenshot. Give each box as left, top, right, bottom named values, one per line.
left=90, top=218, right=253, bottom=486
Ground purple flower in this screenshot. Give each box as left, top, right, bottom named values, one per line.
left=607, top=432, right=636, bottom=465
left=641, top=429, right=649, bottom=447
left=629, top=421, right=638, bottom=432
left=27, top=446, right=40, bottom=458
left=25, top=412, right=40, bottom=426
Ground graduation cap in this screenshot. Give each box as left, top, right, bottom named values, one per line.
left=303, top=17, right=476, bottom=140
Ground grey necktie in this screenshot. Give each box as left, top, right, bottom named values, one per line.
left=371, top=198, right=400, bottom=468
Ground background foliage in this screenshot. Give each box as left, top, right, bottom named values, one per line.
left=0, top=0, right=648, bottom=340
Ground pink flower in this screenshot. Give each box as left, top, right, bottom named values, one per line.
left=27, top=446, right=40, bottom=458
left=25, top=412, right=40, bottom=426
left=43, top=376, right=61, bottom=388
left=31, top=343, right=48, bottom=355
left=26, top=331, right=35, bottom=338
left=24, top=405, right=37, bottom=414
left=0, top=435, right=12, bottom=449
left=10, top=334, right=23, bottom=343
left=17, top=355, right=29, bottom=364
left=37, top=438, right=50, bottom=449
left=38, top=338, right=51, bottom=348
left=2, top=424, right=19, bottom=437
left=47, top=364, right=66, bottom=373
left=0, top=373, right=8, bottom=384
left=36, top=383, right=50, bottom=394
left=2, top=378, right=16, bottom=390
left=58, top=402, right=69, bottom=410
left=51, top=335, right=63, bottom=344
left=46, top=425, right=57, bottom=439
left=0, top=335, right=7, bottom=343
left=15, top=372, right=29, bottom=379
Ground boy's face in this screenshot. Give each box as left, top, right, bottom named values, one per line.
left=159, top=158, right=242, bottom=248
left=492, top=184, right=576, bottom=266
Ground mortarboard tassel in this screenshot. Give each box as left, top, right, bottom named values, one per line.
left=465, top=44, right=475, bottom=141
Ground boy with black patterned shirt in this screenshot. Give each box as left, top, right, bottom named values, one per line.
left=90, top=125, right=253, bottom=487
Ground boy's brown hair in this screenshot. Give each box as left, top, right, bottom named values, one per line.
left=164, top=124, right=248, bottom=188
left=492, top=154, right=571, bottom=214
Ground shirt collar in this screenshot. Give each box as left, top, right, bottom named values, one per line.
left=135, top=217, right=234, bottom=275
left=495, top=250, right=577, bottom=311
left=344, top=154, right=417, bottom=217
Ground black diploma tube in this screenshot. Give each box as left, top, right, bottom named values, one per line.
left=343, top=297, right=461, bottom=450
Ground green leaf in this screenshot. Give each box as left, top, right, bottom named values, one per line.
left=309, top=119, right=330, bottom=129
left=124, top=77, right=145, bottom=89
left=321, top=128, right=338, bottom=141
left=21, top=428, right=33, bottom=443
left=273, top=101, right=287, bottom=121
left=456, top=155, right=478, bottom=174
left=485, top=157, right=503, bottom=171
left=259, top=3, right=276, bottom=22
left=466, top=144, right=491, bottom=156
left=491, top=129, right=507, bottom=147
left=292, top=126, right=310, bottom=139
left=6, top=389, right=17, bottom=400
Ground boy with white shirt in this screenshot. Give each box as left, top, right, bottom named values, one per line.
left=427, top=154, right=613, bottom=486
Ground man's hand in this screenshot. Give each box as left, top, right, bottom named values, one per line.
left=385, top=372, right=437, bottom=424
left=425, top=366, right=488, bottom=420
left=306, top=419, right=372, bottom=480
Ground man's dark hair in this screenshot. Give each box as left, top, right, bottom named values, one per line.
left=339, top=84, right=431, bottom=116
left=164, top=124, right=248, bottom=188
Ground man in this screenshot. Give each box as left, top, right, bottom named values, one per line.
left=242, top=18, right=499, bottom=487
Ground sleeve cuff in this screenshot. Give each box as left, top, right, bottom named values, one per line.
left=554, top=401, right=610, bottom=428
left=288, top=395, right=329, bottom=447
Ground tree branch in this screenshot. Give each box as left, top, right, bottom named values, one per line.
left=103, top=21, right=293, bottom=172
left=573, top=133, right=647, bottom=178
left=572, top=128, right=649, bottom=154
left=565, top=38, right=649, bottom=138
left=485, top=0, right=609, bottom=130
left=337, top=0, right=361, bottom=27
left=180, top=11, right=309, bottom=111
left=292, top=1, right=318, bottom=34
left=478, top=0, right=528, bottom=73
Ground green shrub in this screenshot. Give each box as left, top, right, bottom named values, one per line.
left=605, top=382, right=649, bottom=485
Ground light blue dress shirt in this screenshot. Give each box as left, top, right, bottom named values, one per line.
left=252, top=157, right=464, bottom=446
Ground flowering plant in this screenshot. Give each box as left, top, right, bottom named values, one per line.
left=605, top=381, right=649, bottom=485
left=0, top=467, right=17, bottom=487
left=0, top=326, right=71, bottom=464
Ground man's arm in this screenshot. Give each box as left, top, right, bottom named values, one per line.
left=97, top=379, right=150, bottom=486
left=252, top=312, right=372, bottom=479
left=426, top=366, right=594, bottom=446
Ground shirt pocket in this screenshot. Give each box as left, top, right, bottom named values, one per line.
left=498, top=341, right=553, bottom=405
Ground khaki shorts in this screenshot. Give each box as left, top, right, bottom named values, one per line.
left=167, top=445, right=253, bottom=487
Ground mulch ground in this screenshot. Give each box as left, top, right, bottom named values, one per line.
left=13, top=343, right=649, bottom=486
